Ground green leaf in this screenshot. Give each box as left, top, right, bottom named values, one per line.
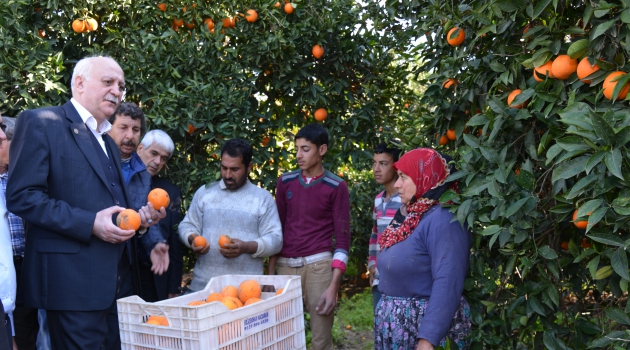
left=462, top=133, right=480, bottom=149
left=539, top=245, right=559, bottom=260
left=578, top=199, right=603, bottom=216
left=590, top=112, right=616, bottom=146
left=611, top=248, right=630, bottom=281
left=586, top=207, right=607, bottom=232
left=604, top=149, right=624, bottom=180
left=622, top=9, right=630, bottom=23
left=587, top=232, right=625, bottom=247
left=585, top=151, right=606, bottom=174
left=595, top=265, right=613, bottom=280
left=489, top=61, right=507, bottom=72
left=479, top=146, right=498, bottom=163
left=605, top=307, right=630, bottom=325
left=531, top=0, right=551, bottom=19
left=496, top=0, right=526, bottom=12
left=591, top=19, right=617, bottom=39
left=557, top=136, right=591, bottom=151
left=543, top=332, right=563, bottom=350
left=566, top=173, right=597, bottom=199
left=551, top=156, right=589, bottom=182
left=506, top=197, right=530, bottom=217
left=467, top=114, right=490, bottom=126
left=529, top=296, right=546, bottom=316
left=567, top=39, right=589, bottom=59
left=517, top=170, right=535, bottom=191
left=481, top=225, right=502, bottom=236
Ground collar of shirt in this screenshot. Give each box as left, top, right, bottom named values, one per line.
left=70, top=98, right=112, bottom=135
left=301, top=171, right=324, bottom=184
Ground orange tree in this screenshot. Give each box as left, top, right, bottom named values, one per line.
left=0, top=1, right=412, bottom=277
left=388, top=0, right=630, bottom=348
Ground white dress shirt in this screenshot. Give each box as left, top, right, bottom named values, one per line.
left=70, top=98, right=112, bottom=157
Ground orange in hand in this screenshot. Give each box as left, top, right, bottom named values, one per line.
left=148, top=188, right=170, bottom=210
left=193, top=236, right=207, bottom=248
left=218, top=235, right=232, bottom=248
left=117, top=209, right=141, bottom=231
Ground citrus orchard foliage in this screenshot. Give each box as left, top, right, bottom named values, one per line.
left=0, top=0, right=412, bottom=270
left=388, top=0, right=630, bottom=348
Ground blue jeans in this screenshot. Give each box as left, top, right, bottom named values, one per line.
left=372, top=285, right=382, bottom=312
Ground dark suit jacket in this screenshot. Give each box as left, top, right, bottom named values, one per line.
left=149, top=177, right=183, bottom=300
left=6, top=101, right=147, bottom=311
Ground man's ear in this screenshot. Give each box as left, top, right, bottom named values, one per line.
left=318, top=144, right=328, bottom=157
left=247, top=162, right=253, bottom=174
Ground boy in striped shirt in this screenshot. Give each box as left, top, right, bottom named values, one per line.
left=368, top=142, right=402, bottom=310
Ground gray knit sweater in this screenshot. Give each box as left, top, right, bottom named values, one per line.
left=179, top=179, right=283, bottom=291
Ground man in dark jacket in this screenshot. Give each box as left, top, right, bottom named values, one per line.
left=137, top=130, right=183, bottom=300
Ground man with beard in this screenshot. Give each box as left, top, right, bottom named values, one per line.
left=178, top=138, right=283, bottom=292
left=108, top=102, right=169, bottom=287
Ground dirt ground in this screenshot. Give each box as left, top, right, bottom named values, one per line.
left=334, top=327, right=374, bottom=350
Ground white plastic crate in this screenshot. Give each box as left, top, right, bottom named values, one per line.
left=117, top=275, right=305, bottom=350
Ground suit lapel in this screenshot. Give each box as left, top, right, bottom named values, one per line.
left=63, top=102, right=110, bottom=188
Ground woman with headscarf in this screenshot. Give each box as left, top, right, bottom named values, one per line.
left=374, top=148, right=472, bottom=350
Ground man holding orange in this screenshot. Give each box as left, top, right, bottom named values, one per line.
left=7, top=56, right=166, bottom=350
left=178, top=138, right=283, bottom=292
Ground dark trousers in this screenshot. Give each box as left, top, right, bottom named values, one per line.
left=138, top=263, right=158, bottom=302
left=13, top=256, right=38, bottom=350
left=47, top=250, right=133, bottom=350
left=0, top=299, right=10, bottom=350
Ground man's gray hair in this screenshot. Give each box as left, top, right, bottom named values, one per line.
left=3, top=117, right=16, bottom=141
left=140, top=130, right=175, bottom=157
left=70, top=56, right=116, bottom=95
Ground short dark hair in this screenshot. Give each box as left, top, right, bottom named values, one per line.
left=374, top=141, right=401, bottom=162
left=221, top=138, right=253, bottom=166
left=295, top=124, right=328, bottom=148
left=109, top=102, right=146, bottom=135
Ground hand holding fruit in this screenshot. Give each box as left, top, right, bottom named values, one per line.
left=93, top=206, right=136, bottom=243
left=189, top=234, right=210, bottom=255
left=138, top=202, right=166, bottom=228
left=219, top=237, right=256, bottom=259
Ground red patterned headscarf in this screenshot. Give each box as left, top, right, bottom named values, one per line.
left=378, top=148, right=457, bottom=250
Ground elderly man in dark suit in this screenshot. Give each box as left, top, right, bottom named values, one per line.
left=6, top=56, right=169, bottom=350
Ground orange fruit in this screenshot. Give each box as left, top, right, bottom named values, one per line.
left=312, top=44, right=324, bottom=59
left=581, top=237, right=592, bottom=248
left=38, top=29, right=45, bottom=38
left=284, top=3, right=294, bottom=14
left=262, top=136, right=270, bottom=147
left=188, top=300, right=207, bottom=306
left=85, top=18, right=98, bottom=31
left=146, top=318, right=162, bottom=325
left=193, top=236, right=207, bottom=248
left=439, top=134, right=448, bottom=145
left=572, top=210, right=591, bottom=229
left=117, top=209, right=141, bottom=231
left=314, top=108, right=327, bottom=121
left=507, top=89, right=527, bottom=109
left=221, top=285, right=238, bottom=298
left=237, top=279, right=262, bottom=303
left=221, top=298, right=239, bottom=310
left=244, top=298, right=263, bottom=306
left=218, top=235, right=232, bottom=248
left=72, top=19, right=86, bottom=33
left=577, top=58, right=600, bottom=84
left=158, top=3, right=167, bottom=11
left=275, top=288, right=284, bottom=295
left=245, top=9, right=258, bottom=23
left=222, top=17, right=235, bottom=29
left=533, top=60, right=554, bottom=82
left=147, top=315, right=168, bottom=326
left=274, top=2, right=282, bottom=8
left=204, top=18, right=215, bottom=31
left=206, top=292, right=223, bottom=302
left=223, top=296, right=243, bottom=308
left=551, top=55, right=578, bottom=80
left=442, top=78, right=457, bottom=89
left=603, top=71, right=629, bottom=100
left=560, top=241, right=569, bottom=250
left=446, top=129, right=456, bottom=141
left=446, top=27, right=465, bottom=46
left=148, top=188, right=170, bottom=210
left=346, top=325, right=351, bottom=330
left=173, top=18, right=184, bottom=27
left=185, top=21, right=195, bottom=29
left=188, top=124, right=197, bottom=134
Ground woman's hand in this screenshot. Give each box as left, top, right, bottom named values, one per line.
left=416, top=339, right=434, bottom=350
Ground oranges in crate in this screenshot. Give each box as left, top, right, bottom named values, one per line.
left=146, top=315, right=169, bottom=326
left=237, top=279, right=262, bottom=303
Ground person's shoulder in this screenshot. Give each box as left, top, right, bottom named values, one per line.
left=152, top=176, right=180, bottom=193
left=374, top=190, right=385, bottom=200
left=279, top=169, right=301, bottom=184
left=18, top=105, right=65, bottom=123
left=322, top=170, right=346, bottom=189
